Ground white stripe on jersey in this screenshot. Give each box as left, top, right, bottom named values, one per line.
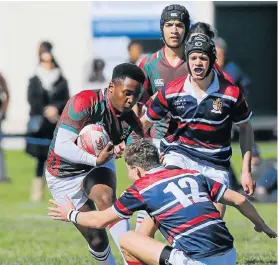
left=166, top=92, right=189, bottom=99
left=150, top=191, right=208, bottom=216
left=211, top=93, right=237, bottom=102
left=112, top=205, right=130, bottom=219
left=170, top=114, right=230, bottom=125
left=161, top=138, right=232, bottom=155
left=150, top=199, right=179, bottom=215
left=173, top=219, right=224, bottom=245
left=144, top=112, right=157, bottom=123
left=234, top=111, right=252, bottom=125
left=216, top=185, right=227, bottom=202
left=139, top=172, right=200, bottom=195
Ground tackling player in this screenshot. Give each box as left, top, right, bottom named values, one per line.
left=48, top=139, right=276, bottom=265
left=141, top=34, right=255, bottom=217
left=45, top=63, right=145, bottom=265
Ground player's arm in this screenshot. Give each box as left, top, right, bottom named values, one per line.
left=54, top=91, right=112, bottom=166
left=48, top=185, right=147, bottom=227
left=205, top=176, right=276, bottom=238
left=219, top=189, right=277, bottom=238
left=140, top=86, right=169, bottom=132
left=48, top=196, right=121, bottom=228
left=232, top=90, right=254, bottom=195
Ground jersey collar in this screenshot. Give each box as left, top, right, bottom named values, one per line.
left=145, top=166, right=165, bottom=175
left=183, top=70, right=219, bottom=102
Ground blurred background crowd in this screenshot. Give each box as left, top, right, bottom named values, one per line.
left=0, top=1, right=276, bottom=203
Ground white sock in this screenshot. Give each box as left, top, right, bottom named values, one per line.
left=108, top=219, right=130, bottom=265
left=88, top=244, right=116, bottom=265
left=135, top=210, right=149, bottom=230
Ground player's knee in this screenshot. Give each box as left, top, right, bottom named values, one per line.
left=93, top=190, right=114, bottom=210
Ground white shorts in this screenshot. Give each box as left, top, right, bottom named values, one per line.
left=46, top=160, right=116, bottom=210
left=164, top=151, right=230, bottom=186
left=171, top=248, right=236, bottom=265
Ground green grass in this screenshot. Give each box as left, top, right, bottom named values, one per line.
left=0, top=142, right=277, bottom=264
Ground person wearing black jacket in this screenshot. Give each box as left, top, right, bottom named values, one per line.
left=27, top=41, right=69, bottom=202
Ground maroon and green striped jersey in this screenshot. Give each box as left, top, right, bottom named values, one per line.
left=139, top=47, right=188, bottom=139
left=46, top=88, right=143, bottom=178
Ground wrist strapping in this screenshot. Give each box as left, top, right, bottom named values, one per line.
left=67, top=209, right=80, bottom=224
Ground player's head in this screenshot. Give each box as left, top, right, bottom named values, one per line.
left=128, top=41, right=143, bottom=64
left=185, top=34, right=216, bottom=80
left=214, top=37, right=227, bottom=68
left=160, top=4, right=190, bottom=48
left=124, top=139, right=160, bottom=181
left=109, top=63, right=145, bottom=113
left=186, top=22, right=215, bottom=41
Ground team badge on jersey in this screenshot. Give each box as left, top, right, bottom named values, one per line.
left=154, top=79, right=164, bottom=87
left=211, top=98, right=222, bottom=114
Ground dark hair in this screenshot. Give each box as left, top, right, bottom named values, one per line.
left=187, top=22, right=215, bottom=41
left=39, top=41, right=53, bottom=55
left=124, top=139, right=160, bottom=171
left=128, top=41, right=142, bottom=51
left=38, top=40, right=59, bottom=68
left=93, top=58, right=105, bottom=72
left=112, top=63, right=145, bottom=84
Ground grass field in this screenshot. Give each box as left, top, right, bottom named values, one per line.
left=0, top=142, right=277, bottom=265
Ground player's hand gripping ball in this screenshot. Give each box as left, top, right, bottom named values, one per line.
left=77, top=124, right=110, bottom=156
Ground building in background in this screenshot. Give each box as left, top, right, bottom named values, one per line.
left=0, top=1, right=276, bottom=149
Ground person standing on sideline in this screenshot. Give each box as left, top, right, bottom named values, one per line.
left=0, top=72, right=10, bottom=182
left=26, top=41, right=69, bottom=202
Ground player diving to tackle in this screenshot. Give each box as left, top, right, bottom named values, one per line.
left=45, top=63, right=145, bottom=265
left=48, top=139, right=276, bottom=265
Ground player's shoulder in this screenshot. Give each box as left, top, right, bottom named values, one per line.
left=134, top=168, right=201, bottom=191
left=164, top=75, right=188, bottom=95
left=217, top=73, right=241, bottom=100
left=138, top=50, right=162, bottom=69
left=70, top=89, right=104, bottom=111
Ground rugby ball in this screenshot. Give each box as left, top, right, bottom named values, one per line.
left=77, top=124, right=110, bottom=156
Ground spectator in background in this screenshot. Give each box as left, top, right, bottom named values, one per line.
left=251, top=144, right=277, bottom=203
left=26, top=41, right=69, bottom=202
left=214, top=37, right=251, bottom=97
left=127, top=41, right=143, bottom=65
left=84, top=58, right=106, bottom=91
left=0, top=73, right=10, bottom=182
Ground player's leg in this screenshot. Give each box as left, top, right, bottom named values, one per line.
left=46, top=169, right=117, bottom=265
left=76, top=200, right=116, bottom=264
left=120, top=231, right=189, bottom=265
left=82, top=162, right=130, bottom=265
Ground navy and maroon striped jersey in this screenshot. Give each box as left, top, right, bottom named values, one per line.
left=144, top=70, right=252, bottom=170
left=113, top=167, right=234, bottom=258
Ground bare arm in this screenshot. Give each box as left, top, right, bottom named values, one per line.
left=48, top=197, right=121, bottom=229
left=237, top=121, right=255, bottom=195
left=74, top=207, right=121, bottom=229
left=220, top=189, right=277, bottom=238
